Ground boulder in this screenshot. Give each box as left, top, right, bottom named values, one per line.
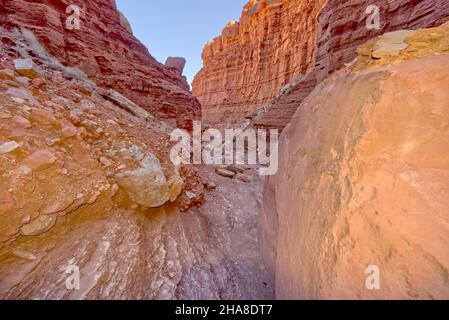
left=216, top=168, right=235, bottom=178
left=165, top=57, right=186, bottom=75
left=261, top=24, right=449, bottom=299
left=115, top=154, right=171, bottom=208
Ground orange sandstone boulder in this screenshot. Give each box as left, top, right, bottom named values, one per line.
left=261, top=23, right=449, bottom=299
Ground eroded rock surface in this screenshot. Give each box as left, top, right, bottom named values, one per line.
left=0, top=0, right=200, bottom=130
left=261, top=23, right=449, bottom=299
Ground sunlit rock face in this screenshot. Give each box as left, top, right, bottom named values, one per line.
left=193, top=0, right=449, bottom=130
left=0, top=0, right=200, bottom=130
left=192, top=0, right=327, bottom=127
left=260, top=22, right=449, bottom=299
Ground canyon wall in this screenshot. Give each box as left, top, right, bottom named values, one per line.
left=194, top=0, right=449, bottom=129
left=260, top=22, right=449, bottom=299
left=0, top=0, right=200, bottom=130
left=192, top=0, right=326, bottom=127
left=256, top=0, right=449, bottom=130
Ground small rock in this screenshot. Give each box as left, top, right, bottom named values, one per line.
left=185, top=191, right=196, bottom=199
left=5, top=87, right=37, bottom=105
left=31, top=78, right=45, bottom=88
left=87, top=191, right=101, bottom=205
left=204, top=180, right=217, bottom=190
left=0, top=109, right=12, bottom=119
left=30, top=108, right=56, bottom=126
left=0, top=141, right=20, bottom=154
left=100, top=156, right=113, bottom=167
left=20, top=214, right=31, bottom=224
left=372, top=30, right=413, bottom=59
left=23, top=149, right=57, bottom=171
left=14, top=58, right=40, bottom=79
left=11, top=248, right=37, bottom=261
left=21, top=215, right=57, bottom=236
left=41, top=201, right=70, bottom=215
left=115, top=153, right=171, bottom=208
left=226, top=164, right=246, bottom=174
left=216, top=168, right=236, bottom=178
left=15, top=76, right=30, bottom=86
left=12, top=115, right=32, bottom=128
left=11, top=97, right=25, bottom=105
left=60, top=122, right=78, bottom=138
left=111, top=184, right=119, bottom=196
left=235, top=173, right=253, bottom=183
left=17, top=165, right=32, bottom=176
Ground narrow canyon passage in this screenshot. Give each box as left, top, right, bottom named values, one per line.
left=2, top=0, right=449, bottom=302
left=0, top=166, right=273, bottom=300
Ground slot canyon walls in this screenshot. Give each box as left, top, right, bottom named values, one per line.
left=193, top=0, right=449, bottom=130
left=1, top=0, right=200, bottom=130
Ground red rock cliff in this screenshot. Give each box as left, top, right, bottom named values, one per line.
left=0, top=0, right=201, bottom=130
left=193, top=0, right=449, bottom=129
left=192, top=0, right=326, bottom=127
left=256, top=0, right=449, bottom=130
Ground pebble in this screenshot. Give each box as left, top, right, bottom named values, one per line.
left=0, top=141, right=20, bottom=154
left=11, top=248, right=37, bottom=261
left=235, top=173, right=253, bottom=183
left=216, top=168, right=236, bottom=178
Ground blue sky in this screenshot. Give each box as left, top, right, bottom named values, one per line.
left=116, top=0, right=247, bottom=85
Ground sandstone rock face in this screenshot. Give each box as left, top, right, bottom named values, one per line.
left=0, top=27, right=273, bottom=300
left=256, top=0, right=449, bottom=130
left=192, top=0, right=326, bottom=127
left=260, top=23, right=449, bottom=299
left=194, top=0, right=449, bottom=130
left=1, top=0, right=200, bottom=130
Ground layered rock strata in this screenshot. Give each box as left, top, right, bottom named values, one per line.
left=192, top=0, right=326, bottom=127
left=193, top=0, right=449, bottom=130
left=0, top=0, right=200, bottom=130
